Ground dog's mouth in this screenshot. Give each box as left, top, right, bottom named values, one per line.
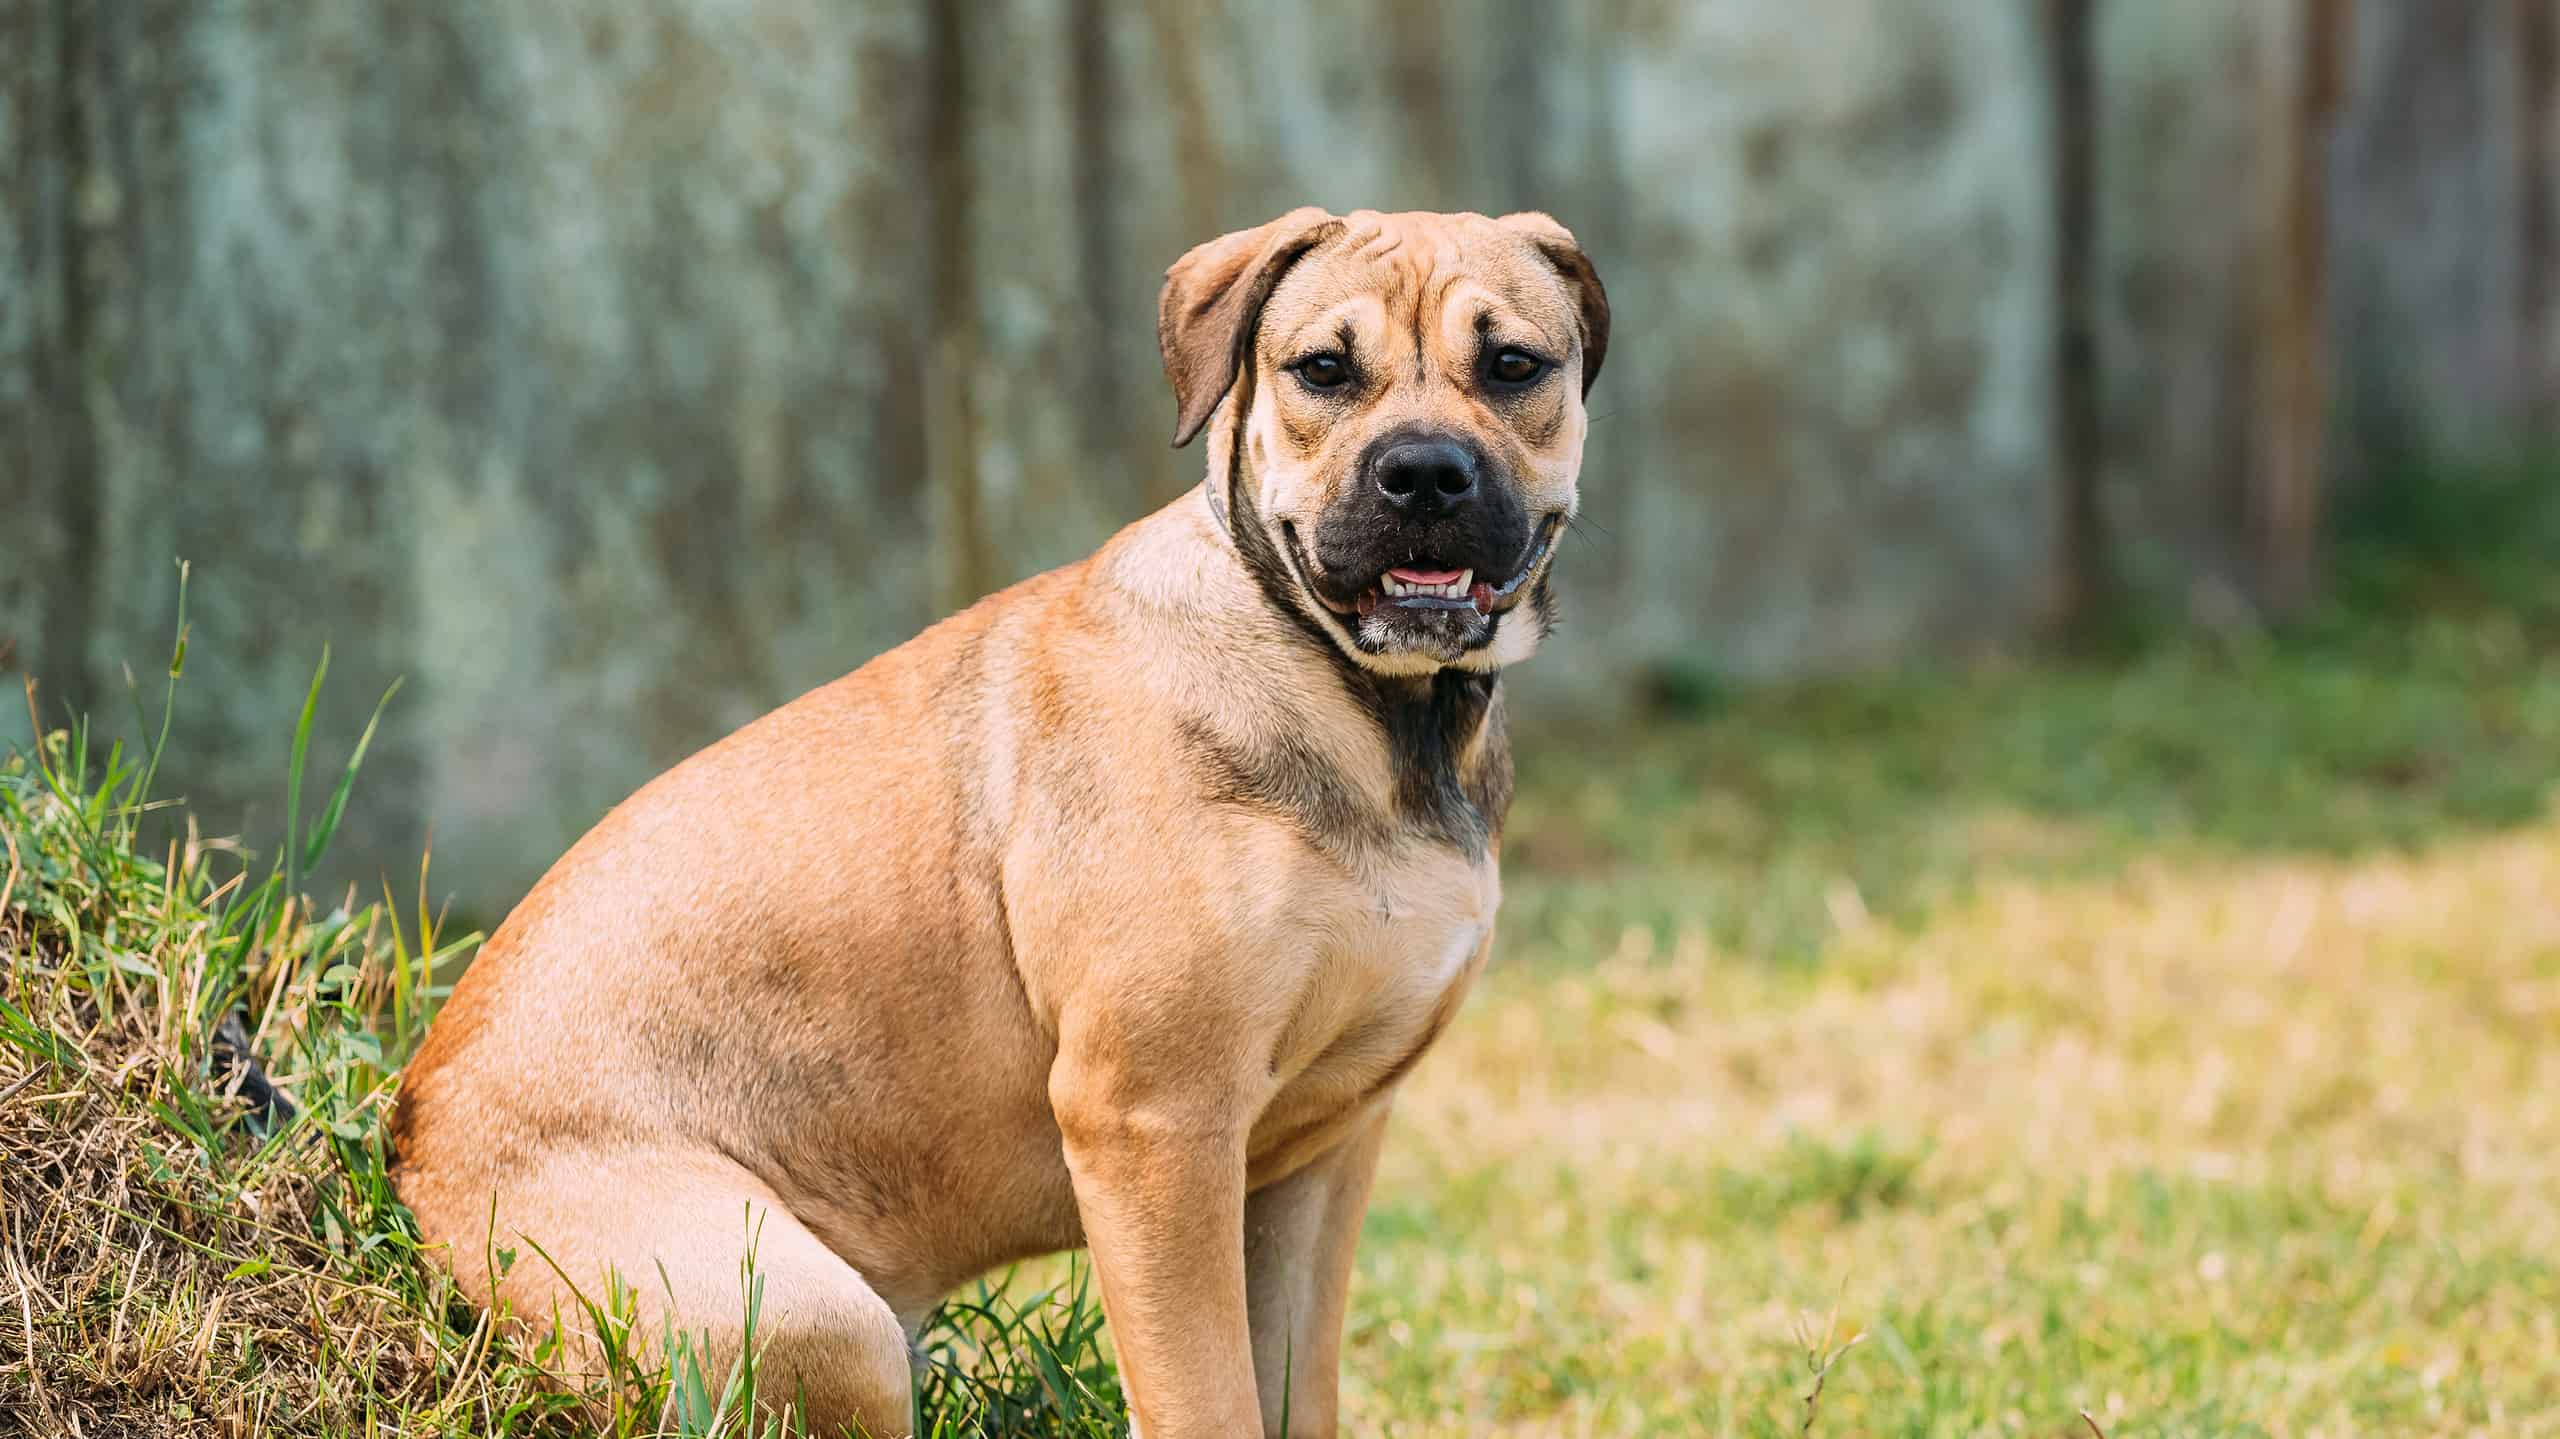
left=1295, top=516, right=1561, bottom=622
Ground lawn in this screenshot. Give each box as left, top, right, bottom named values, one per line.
left=5, top=470, right=2558, bottom=1436
left=1361, top=653, right=2560, bottom=1435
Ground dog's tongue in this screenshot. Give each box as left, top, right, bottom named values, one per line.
left=1387, top=566, right=1466, bottom=585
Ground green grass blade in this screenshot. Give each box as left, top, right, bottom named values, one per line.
left=302, top=677, right=402, bottom=877
left=282, top=645, right=329, bottom=904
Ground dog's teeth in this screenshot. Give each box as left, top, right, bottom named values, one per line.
left=1378, top=571, right=1487, bottom=601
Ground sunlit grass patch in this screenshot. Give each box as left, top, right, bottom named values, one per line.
left=1354, top=804, right=2560, bottom=1435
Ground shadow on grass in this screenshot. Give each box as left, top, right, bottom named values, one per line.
left=1505, top=452, right=2560, bottom=963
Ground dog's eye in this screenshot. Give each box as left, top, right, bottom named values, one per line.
left=1292, top=353, right=1351, bottom=391
left=1487, top=347, right=1547, bottom=387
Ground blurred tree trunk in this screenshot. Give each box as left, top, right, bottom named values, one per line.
left=2252, top=0, right=2351, bottom=615
left=925, top=0, right=997, bottom=619
left=0, top=0, right=101, bottom=718
left=2041, top=0, right=2113, bottom=646
left=2520, top=0, right=2557, bottom=434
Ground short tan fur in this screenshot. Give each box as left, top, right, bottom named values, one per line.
left=394, top=208, right=1607, bottom=1438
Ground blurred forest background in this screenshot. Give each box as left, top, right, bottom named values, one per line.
left=2, top=0, right=2551, bottom=909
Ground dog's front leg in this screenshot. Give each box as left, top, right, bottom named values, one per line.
left=1245, top=1100, right=1390, bottom=1437
left=1052, top=1021, right=1264, bottom=1439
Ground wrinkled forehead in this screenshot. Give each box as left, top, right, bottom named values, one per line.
left=1258, top=212, right=1580, bottom=359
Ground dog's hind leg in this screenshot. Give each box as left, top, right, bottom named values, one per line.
left=413, top=1146, right=915, bottom=1438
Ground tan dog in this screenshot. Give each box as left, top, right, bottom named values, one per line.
left=392, top=207, right=1607, bottom=1438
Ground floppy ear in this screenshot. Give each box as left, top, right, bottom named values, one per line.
left=1158, top=207, right=1343, bottom=447
left=1499, top=212, right=1611, bottom=396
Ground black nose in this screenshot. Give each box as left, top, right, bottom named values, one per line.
left=1373, top=438, right=1479, bottom=516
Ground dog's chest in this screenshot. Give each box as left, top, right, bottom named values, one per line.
left=1263, top=841, right=1499, bottom=1118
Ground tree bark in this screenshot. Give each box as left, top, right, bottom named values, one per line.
left=2042, top=0, right=2112, bottom=645
left=2252, top=0, right=2351, bottom=615
left=925, top=0, right=997, bottom=617
left=2519, top=0, right=2557, bottom=435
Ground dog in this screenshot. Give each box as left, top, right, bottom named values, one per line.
left=391, top=207, right=1607, bottom=1438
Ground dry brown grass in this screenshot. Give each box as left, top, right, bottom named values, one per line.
left=1344, top=791, right=2560, bottom=1434
left=0, top=813, right=499, bottom=1437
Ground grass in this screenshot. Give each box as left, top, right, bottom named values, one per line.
left=6, top=459, right=2560, bottom=1434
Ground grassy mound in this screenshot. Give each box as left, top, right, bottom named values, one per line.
left=0, top=633, right=1126, bottom=1437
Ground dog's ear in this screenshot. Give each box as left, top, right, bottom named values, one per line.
left=1159, top=207, right=1343, bottom=447
left=1499, top=212, right=1611, bottom=397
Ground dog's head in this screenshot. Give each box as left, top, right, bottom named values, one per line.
left=1161, top=208, right=1608, bottom=675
